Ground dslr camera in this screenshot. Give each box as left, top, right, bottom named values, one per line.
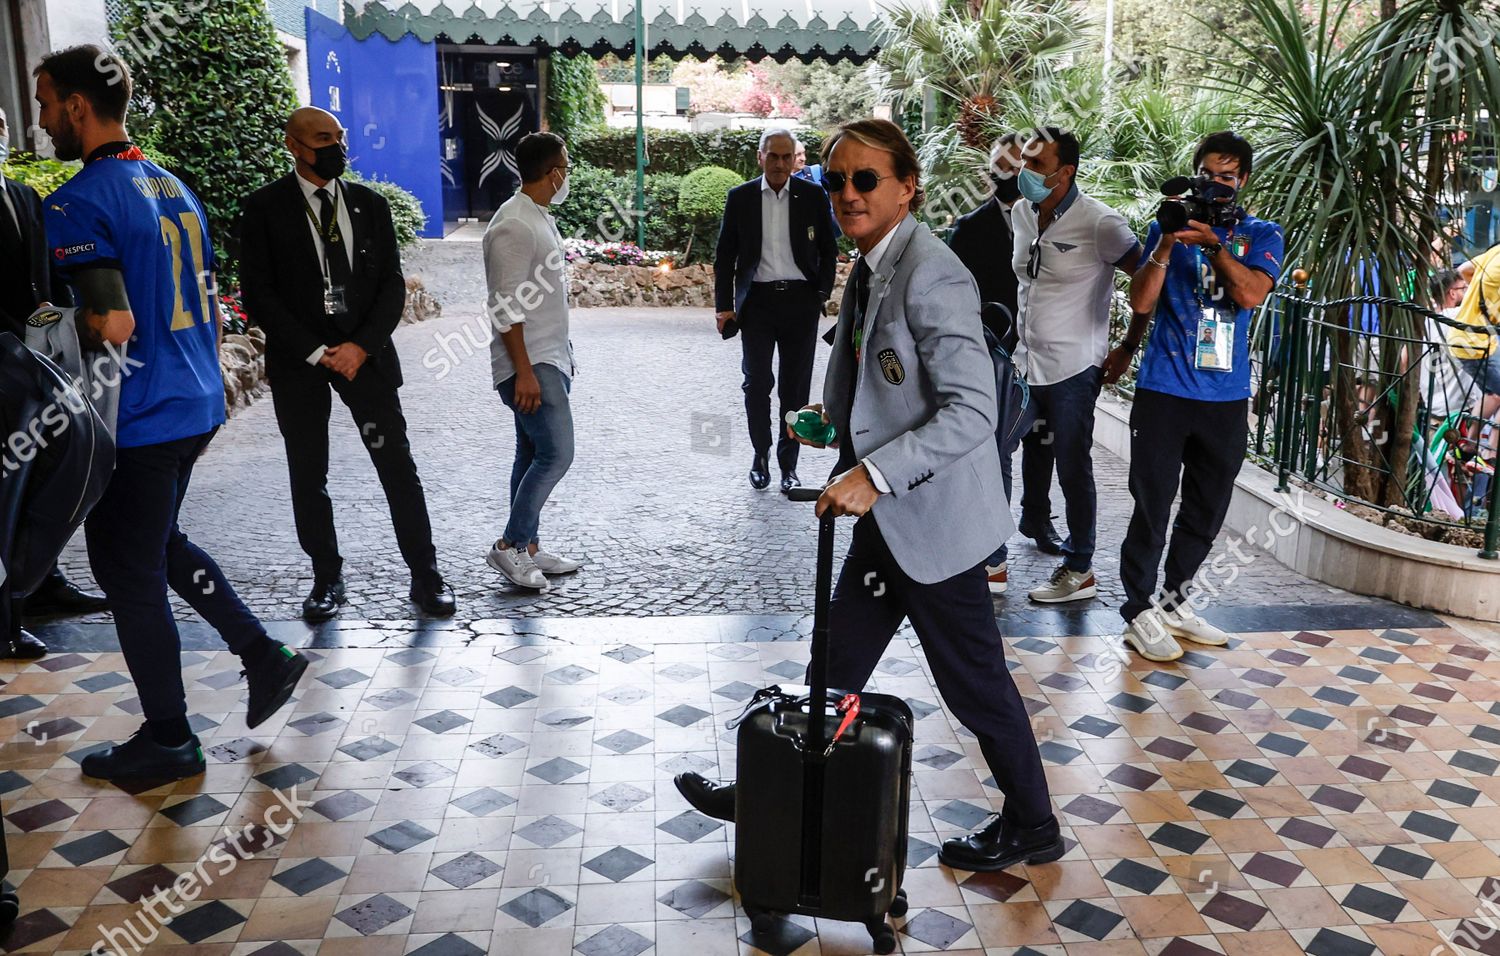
left=1155, top=175, right=1241, bottom=232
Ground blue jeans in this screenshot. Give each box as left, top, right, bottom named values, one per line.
left=497, top=363, right=575, bottom=547
left=1459, top=353, right=1500, bottom=398
left=85, top=428, right=268, bottom=722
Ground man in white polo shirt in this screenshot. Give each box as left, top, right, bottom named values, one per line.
left=483, top=131, right=583, bottom=591
left=1008, top=127, right=1140, bottom=603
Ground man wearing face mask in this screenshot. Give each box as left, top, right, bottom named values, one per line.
left=480, top=132, right=583, bottom=591
left=239, top=106, right=455, bottom=620
left=947, top=132, right=1062, bottom=594
left=1118, top=132, right=1282, bottom=661
left=1010, top=127, right=1141, bottom=604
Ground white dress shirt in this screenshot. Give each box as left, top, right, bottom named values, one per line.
left=482, top=191, right=573, bottom=385
left=846, top=224, right=902, bottom=495
left=753, top=176, right=803, bottom=283
left=296, top=172, right=355, bottom=366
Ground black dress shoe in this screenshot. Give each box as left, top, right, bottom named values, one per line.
left=24, top=575, right=108, bottom=616
left=1, top=629, right=47, bottom=660
left=749, top=453, right=771, bottom=490
left=780, top=470, right=801, bottom=493
left=674, top=772, right=736, bottom=822
left=1018, top=518, right=1065, bottom=555
left=302, top=577, right=346, bottom=622
left=243, top=642, right=310, bottom=729
left=410, top=578, right=457, bottom=617
left=939, top=813, right=1064, bottom=872
left=81, top=727, right=205, bottom=782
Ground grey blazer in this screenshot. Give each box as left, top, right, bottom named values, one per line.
left=824, top=214, right=1015, bottom=585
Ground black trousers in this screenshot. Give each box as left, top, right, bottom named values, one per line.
left=740, top=282, right=820, bottom=473
left=269, top=359, right=439, bottom=585
left=85, top=429, right=266, bottom=721
left=1120, top=388, right=1248, bottom=622
left=822, top=515, right=1053, bottom=827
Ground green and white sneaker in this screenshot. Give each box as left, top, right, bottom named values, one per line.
left=1028, top=565, right=1098, bottom=603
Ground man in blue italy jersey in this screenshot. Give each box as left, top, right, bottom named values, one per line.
left=36, top=45, right=308, bottom=780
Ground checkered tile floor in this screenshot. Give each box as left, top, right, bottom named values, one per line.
left=3, top=620, right=1500, bottom=955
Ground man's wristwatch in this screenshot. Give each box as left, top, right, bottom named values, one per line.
left=1203, top=241, right=1224, bottom=258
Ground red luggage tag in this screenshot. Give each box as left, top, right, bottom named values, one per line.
left=822, top=693, right=861, bottom=757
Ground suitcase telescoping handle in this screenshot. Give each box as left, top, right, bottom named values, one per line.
left=785, top=486, right=834, bottom=756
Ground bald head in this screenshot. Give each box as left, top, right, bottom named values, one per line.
left=286, top=106, right=347, bottom=184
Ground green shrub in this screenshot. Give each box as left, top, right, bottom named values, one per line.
left=546, top=53, right=606, bottom=133
left=572, top=128, right=826, bottom=179
left=678, top=166, right=742, bottom=261
left=679, top=166, right=742, bottom=221
left=1, top=153, right=78, bottom=197
left=552, top=162, right=635, bottom=241
left=344, top=170, right=425, bottom=248
left=114, top=0, right=299, bottom=263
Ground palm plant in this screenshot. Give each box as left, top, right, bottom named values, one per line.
left=1213, top=0, right=1500, bottom=508
left=872, top=0, right=1094, bottom=148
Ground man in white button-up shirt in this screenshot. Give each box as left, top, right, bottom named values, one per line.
left=482, top=132, right=582, bottom=592
left=713, top=128, right=839, bottom=493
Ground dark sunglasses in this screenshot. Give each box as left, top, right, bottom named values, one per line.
left=823, top=168, right=887, bottom=194
left=1026, top=236, right=1042, bottom=279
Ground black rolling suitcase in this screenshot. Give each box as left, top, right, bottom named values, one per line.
left=732, top=491, right=914, bottom=954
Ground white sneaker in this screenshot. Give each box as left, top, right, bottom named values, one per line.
left=486, top=544, right=548, bottom=590
left=1162, top=606, right=1229, bottom=646
left=985, top=561, right=1008, bottom=594
left=1028, top=565, right=1098, bottom=603
left=532, top=549, right=584, bottom=575
left=1122, top=608, right=1183, bottom=662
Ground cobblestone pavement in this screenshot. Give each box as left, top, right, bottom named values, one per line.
left=53, top=242, right=1373, bottom=624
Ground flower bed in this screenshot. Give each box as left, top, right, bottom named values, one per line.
left=567, top=256, right=854, bottom=311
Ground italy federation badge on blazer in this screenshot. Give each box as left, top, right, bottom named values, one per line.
left=877, top=347, right=905, bottom=385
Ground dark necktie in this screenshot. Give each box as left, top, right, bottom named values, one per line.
left=837, top=257, right=873, bottom=473
left=315, top=187, right=353, bottom=291
left=855, top=257, right=871, bottom=323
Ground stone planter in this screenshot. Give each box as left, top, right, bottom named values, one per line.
left=568, top=259, right=855, bottom=314
left=223, top=275, right=442, bottom=417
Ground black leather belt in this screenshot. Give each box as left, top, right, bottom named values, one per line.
left=753, top=279, right=809, bottom=291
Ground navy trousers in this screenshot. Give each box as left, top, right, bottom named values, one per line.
left=85, top=429, right=267, bottom=722
left=819, top=514, right=1053, bottom=827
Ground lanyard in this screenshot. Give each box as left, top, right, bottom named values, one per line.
left=301, top=184, right=344, bottom=283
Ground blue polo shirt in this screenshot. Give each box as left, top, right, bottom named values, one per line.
left=45, top=148, right=226, bottom=448
left=1135, top=214, right=1284, bottom=402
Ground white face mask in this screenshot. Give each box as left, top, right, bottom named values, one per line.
left=550, top=168, right=570, bottom=205
left=0, top=141, right=9, bottom=166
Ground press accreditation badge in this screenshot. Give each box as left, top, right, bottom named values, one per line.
left=1194, top=309, right=1234, bottom=372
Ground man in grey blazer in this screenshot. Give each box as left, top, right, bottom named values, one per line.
left=676, top=119, right=1059, bottom=874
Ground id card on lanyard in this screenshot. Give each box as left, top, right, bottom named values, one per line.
left=301, top=186, right=348, bottom=316
left=1193, top=245, right=1233, bottom=372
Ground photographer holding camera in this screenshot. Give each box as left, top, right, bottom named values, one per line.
left=1115, top=132, right=1284, bottom=662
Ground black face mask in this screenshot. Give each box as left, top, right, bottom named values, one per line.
left=300, top=139, right=347, bottom=180
left=991, top=172, right=1022, bottom=204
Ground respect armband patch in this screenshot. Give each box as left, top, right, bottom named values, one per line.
left=53, top=241, right=97, bottom=260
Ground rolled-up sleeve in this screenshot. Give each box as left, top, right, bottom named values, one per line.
left=483, top=217, right=538, bottom=332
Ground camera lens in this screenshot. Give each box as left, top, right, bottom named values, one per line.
left=1156, top=199, right=1188, bottom=233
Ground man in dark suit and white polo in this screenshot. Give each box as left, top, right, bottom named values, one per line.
left=239, top=107, right=454, bottom=621
left=714, top=128, right=839, bottom=493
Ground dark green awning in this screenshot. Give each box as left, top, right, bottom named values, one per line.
left=343, top=0, right=881, bottom=62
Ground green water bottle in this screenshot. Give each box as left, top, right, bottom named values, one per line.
left=786, top=409, right=837, bottom=446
